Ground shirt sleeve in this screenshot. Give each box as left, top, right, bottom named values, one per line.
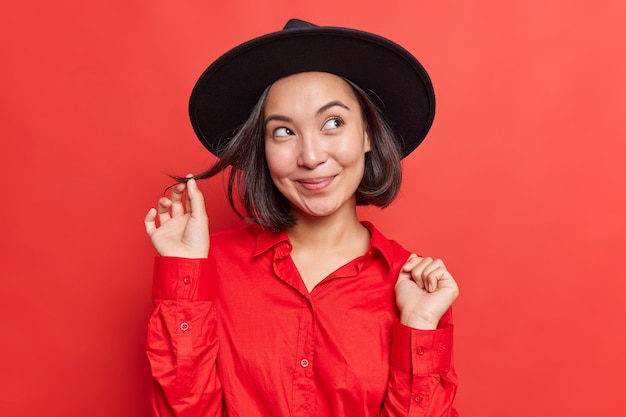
left=146, top=257, right=224, bottom=417
left=381, top=310, right=459, bottom=417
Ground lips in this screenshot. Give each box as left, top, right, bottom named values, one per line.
left=296, top=176, right=336, bottom=191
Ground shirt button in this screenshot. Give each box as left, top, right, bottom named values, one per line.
left=414, top=395, right=423, bottom=403
left=183, top=277, right=192, bottom=285
left=416, top=346, right=425, bottom=355
left=300, top=358, right=310, bottom=368
left=180, top=322, right=189, bottom=331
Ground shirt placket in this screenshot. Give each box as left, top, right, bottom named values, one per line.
left=272, top=242, right=318, bottom=416
left=292, top=298, right=316, bottom=416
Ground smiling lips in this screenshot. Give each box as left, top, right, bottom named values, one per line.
left=296, top=176, right=337, bottom=191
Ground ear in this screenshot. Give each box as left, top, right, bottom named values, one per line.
left=363, top=126, right=372, bottom=153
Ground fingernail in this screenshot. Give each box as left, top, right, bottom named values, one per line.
left=188, top=178, right=196, bottom=189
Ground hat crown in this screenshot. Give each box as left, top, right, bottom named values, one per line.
left=282, top=18, right=316, bottom=30
left=190, top=19, right=435, bottom=158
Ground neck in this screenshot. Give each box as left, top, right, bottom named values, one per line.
left=286, top=201, right=371, bottom=292
left=287, top=204, right=368, bottom=250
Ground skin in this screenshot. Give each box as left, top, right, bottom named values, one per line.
left=145, top=72, right=458, bottom=330
left=263, top=72, right=373, bottom=290
left=264, top=72, right=371, bottom=221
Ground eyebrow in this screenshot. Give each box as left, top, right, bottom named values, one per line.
left=264, top=100, right=351, bottom=124
left=316, top=100, right=350, bottom=116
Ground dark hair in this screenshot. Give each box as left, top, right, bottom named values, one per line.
left=179, top=75, right=403, bottom=232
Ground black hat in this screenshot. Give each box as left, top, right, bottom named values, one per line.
left=189, top=18, right=435, bottom=158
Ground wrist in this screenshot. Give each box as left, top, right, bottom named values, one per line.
left=400, top=311, right=439, bottom=330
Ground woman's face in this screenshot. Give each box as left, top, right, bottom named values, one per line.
left=264, top=72, right=371, bottom=220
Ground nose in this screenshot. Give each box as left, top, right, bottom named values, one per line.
left=297, top=133, right=328, bottom=169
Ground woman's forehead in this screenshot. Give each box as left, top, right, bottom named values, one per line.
left=265, top=72, right=358, bottom=110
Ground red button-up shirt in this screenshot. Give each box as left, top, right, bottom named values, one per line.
left=147, top=222, right=458, bottom=417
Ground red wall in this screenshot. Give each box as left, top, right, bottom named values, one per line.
left=2, top=1, right=625, bottom=416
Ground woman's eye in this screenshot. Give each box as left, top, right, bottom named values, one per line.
left=273, top=127, right=294, bottom=137
left=322, top=118, right=343, bottom=130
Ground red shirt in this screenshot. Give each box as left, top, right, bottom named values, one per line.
left=147, top=222, right=458, bottom=417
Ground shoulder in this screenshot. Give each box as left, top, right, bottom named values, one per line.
left=206, top=224, right=260, bottom=267
left=209, top=223, right=285, bottom=257
left=209, top=223, right=261, bottom=247
left=363, top=221, right=412, bottom=270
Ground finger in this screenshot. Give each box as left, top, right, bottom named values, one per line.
left=421, top=258, right=445, bottom=277
left=401, top=253, right=420, bottom=272
left=424, top=266, right=445, bottom=292
left=185, top=174, right=193, bottom=212
left=170, top=182, right=186, bottom=217
left=401, top=254, right=424, bottom=289
left=425, top=266, right=453, bottom=292
left=409, top=260, right=430, bottom=290
left=411, top=257, right=443, bottom=292
left=157, top=197, right=173, bottom=225
left=409, top=256, right=433, bottom=280
left=144, top=208, right=157, bottom=236
left=186, top=178, right=208, bottom=221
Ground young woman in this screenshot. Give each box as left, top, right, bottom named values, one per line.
left=145, top=19, right=459, bottom=417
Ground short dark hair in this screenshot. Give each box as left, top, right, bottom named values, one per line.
left=181, top=76, right=403, bottom=232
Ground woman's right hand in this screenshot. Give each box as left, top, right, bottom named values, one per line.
left=144, top=177, right=210, bottom=258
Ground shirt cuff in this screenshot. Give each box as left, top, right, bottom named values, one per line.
left=152, top=257, right=215, bottom=301
left=390, top=320, right=453, bottom=376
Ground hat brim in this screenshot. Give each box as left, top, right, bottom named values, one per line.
left=189, top=21, right=435, bottom=158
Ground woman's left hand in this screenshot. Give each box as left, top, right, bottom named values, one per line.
left=394, top=254, right=459, bottom=330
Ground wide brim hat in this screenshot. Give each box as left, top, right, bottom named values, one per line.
left=189, top=18, right=435, bottom=158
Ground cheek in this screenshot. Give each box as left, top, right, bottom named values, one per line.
left=264, top=143, right=293, bottom=180
left=336, top=137, right=368, bottom=166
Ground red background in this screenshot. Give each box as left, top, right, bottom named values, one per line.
left=1, top=1, right=625, bottom=416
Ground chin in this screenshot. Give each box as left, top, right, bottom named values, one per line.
left=297, top=201, right=348, bottom=219
left=302, top=208, right=337, bottom=218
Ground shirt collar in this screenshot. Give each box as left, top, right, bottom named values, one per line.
left=253, top=221, right=396, bottom=269
left=362, top=221, right=395, bottom=269
left=253, top=225, right=290, bottom=257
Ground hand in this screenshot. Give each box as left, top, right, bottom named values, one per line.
left=144, top=177, right=210, bottom=258
left=394, top=255, right=459, bottom=330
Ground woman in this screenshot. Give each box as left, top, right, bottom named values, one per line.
left=145, top=19, right=459, bottom=417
